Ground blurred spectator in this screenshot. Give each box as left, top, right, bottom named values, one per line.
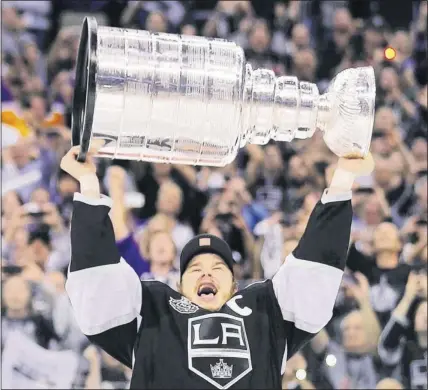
left=47, top=26, right=79, bottom=82
left=310, top=292, right=381, bottom=389
left=45, top=271, right=87, bottom=352
left=180, top=23, right=198, bottom=36
left=22, top=41, right=47, bottom=84
left=401, top=214, right=427, bottom=266
left=145, top=179, right=194, bottom=256
left=412, top=2, right=427, bottom=69
left=139, top=230, right=180, bottom=289
left=145, top=11, right=169, bottom=33
left=121, top=1, right=185, bottom=31
left=130, top=161, right=207, bottom=235
left=348, top=222, right=411, bottom=326
left=99, top=350, right=132, bottom=389
left=108, top=165, right=181, bottom=284
left=271, top=0, right=302, bottom=58
left=245, top=18, right=285, bottom=75
left=378, top=273, right=427, bottom=389
left=376, top=377, right=404, bottom=389
left=246, top=143, right=287, bottom=213
left=291, top=48, right=318, bottom=83
left=317, top=7, right=354, bottom=82
left=2, top=140, right=56, bottom=203
left=2, top=4, right=36, bottom=57
left=200, top=183, right=256, bottom=275
left=202, top=1, right=254, bottom=40
left=1, top=275, right=59, bottom=350
left=4, top=1, right=51, bottom=50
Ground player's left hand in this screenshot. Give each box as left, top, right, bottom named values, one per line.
left=60, top=140, right=104, bottom=181
left=337, top=152, right=375, bottom=177
left=60, top=146, right=97, bottom=181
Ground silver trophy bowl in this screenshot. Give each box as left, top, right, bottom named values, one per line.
left=72, top=17, right=375, bottom=165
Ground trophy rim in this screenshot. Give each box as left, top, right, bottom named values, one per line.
left=71, top=16, right=98, bottom=162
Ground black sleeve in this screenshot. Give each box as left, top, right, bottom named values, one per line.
left=293, top=194, right=352, bottom=271
left=271, top=190, right=353, bottom=362
left=65, top=194, right=143, bottom=369
left=88, top=319, right=139, bottom=368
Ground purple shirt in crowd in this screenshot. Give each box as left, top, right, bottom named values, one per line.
left=116, top=234, right=151, bottom=277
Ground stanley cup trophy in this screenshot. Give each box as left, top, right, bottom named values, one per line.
left=72, top=17, right=376, bottom=165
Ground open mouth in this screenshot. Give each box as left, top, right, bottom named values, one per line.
left=197, top=283, right=217, bottom=298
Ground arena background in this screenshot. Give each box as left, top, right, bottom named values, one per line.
left=1, top=0, right=427, bottom=389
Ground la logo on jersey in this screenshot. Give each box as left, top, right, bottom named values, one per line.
left=188, top=312, right=252, bottom=389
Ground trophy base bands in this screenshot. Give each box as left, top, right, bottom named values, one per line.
left=94, top=134, right=233, bottom=166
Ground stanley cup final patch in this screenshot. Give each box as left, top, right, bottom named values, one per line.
left=188, top=313, right=252, bottom=389
left=169, top=296, right=199, bottom=314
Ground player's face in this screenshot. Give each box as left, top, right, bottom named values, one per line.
left=180, top=254, right=236, bottom=311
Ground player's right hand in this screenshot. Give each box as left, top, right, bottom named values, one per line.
left=60, top=146, right=98, bottom=181
left=337, top=152, right=375, bottom=177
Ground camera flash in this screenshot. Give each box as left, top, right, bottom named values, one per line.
left=384, top=47, right=396, bottom=60
left=326, top=354, right=337, bottom=367
left=296, top=369, right=307, bottom=380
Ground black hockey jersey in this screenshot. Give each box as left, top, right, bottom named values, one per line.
left=66, top=190, right=352, bottom=389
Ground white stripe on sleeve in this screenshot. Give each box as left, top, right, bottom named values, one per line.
left=66, top=258, right=142, bottom=336
left=272, top=253, right=343, bottom=334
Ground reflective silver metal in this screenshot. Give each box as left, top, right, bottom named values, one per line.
left=76, top=18, right=376, bottom=166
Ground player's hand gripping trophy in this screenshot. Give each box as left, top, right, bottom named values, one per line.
left=72, top=17, right=376, bottom=165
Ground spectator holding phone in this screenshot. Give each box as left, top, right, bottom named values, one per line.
left=224, top=176, right=269, bottom=233
left=200, top=185, right=255, bottom=276
left=402, top=217, right=427, bottom=267
left=378, top=272, right=427, bottom=389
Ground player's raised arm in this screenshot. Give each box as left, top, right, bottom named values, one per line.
left=272, top=153, right=375, bottom=359
left=61, top=146, right=142, bottom=368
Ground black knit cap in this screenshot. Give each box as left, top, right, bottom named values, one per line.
left=180, top=234, right=234, bottom=277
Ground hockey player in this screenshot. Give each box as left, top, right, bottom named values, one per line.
left=62, top=144, right=374, bottom=389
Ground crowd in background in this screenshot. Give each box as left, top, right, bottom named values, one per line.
left=1, top=1, right=427, bottom=389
